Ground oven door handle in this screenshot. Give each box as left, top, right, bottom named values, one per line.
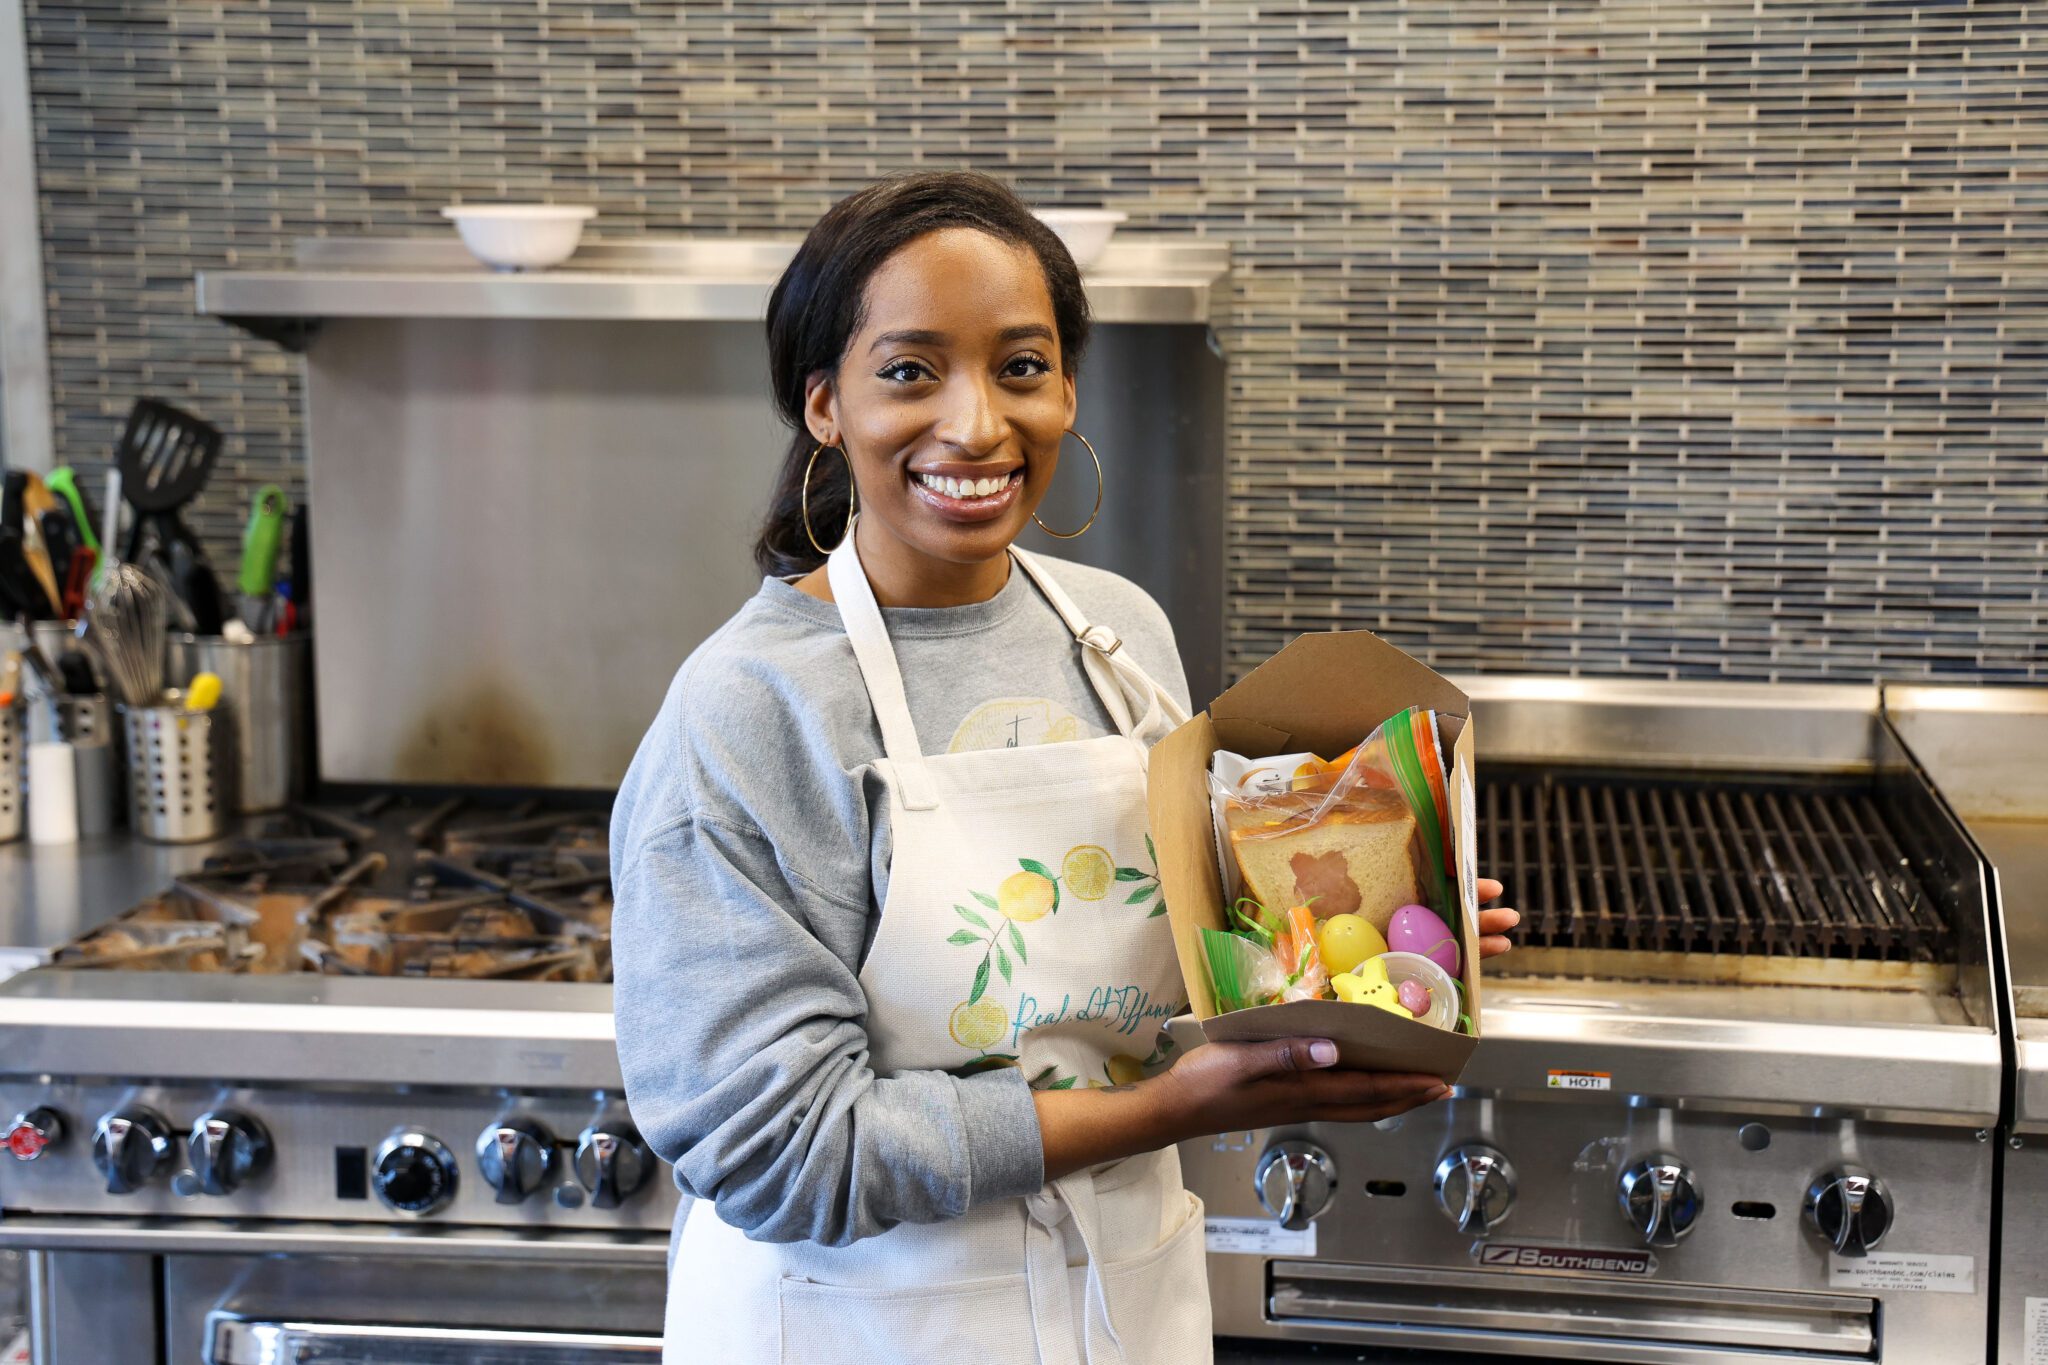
left=206, top=1314, right=661, bottom=1365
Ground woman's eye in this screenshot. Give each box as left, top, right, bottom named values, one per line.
left=877, top=360, right=933, bottom=383
left=1004, top=354, right=1052, bottom=379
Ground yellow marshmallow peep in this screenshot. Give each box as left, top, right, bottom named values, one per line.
left=1331, top=957, right=1409, bottom=1017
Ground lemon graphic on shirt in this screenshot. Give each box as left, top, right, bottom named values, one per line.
left=948, top=998, right=1008, bottom=1051
left=1062, top=845, right=1115, bottom=901
left=997, top=870, right=1057, bottom=922
left=1105, top=1054, right=1147, bottom=1087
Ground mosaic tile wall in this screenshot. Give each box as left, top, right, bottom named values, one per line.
left=24, top=1, right=2048, bottom=682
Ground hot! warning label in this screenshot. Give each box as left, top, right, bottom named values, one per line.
left=1547, top=1070, right=1612, bottom=1091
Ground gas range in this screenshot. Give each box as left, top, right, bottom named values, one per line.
left=0, top=791, right=674, bottom=1249
left=1180, top=679, right=2004, bottom=1364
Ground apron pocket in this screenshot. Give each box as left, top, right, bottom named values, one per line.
left=1093, top=1191, right=1214, bottom=1365
left=778, top=1269, right=1037, bottom=1365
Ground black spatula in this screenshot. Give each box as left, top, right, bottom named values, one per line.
left=116, top=398, right=227, bottom=631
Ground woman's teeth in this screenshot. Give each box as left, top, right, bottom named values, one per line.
left=915, top=471, right=1016, bottom=499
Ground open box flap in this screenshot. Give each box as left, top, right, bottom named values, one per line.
left=1212, top=630, right=1469, bottom=761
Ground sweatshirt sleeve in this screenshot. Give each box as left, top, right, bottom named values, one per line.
left=612, top=808, right=1047, bottom=1246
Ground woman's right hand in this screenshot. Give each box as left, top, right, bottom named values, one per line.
left=1145, top=1037, right=1447, bottom=1144
left=1035, top=1038, right=1447, bottom=1182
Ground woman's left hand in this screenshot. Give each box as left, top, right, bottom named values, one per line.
left=1475, top=878, right=1520, bottom=960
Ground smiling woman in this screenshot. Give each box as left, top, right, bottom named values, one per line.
left=611, top=171, right=1515, bottom=1365
left=756, top=174, right=1093, bottom=603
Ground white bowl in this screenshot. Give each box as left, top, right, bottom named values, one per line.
left=1033, top=208, right=1128, bottom=269
left=440, top=205, right=597, bottom=272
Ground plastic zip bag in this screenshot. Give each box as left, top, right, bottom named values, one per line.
left=1209, top=706, right=1456, bottom=933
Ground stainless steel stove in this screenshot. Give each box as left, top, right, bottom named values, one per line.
left=1179, top=679, right=2004, bottom=1363
left=0, top=792, right=670, bottom=1364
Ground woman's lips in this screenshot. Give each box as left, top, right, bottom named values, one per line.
left=908, top=468, right=1024, bottom=523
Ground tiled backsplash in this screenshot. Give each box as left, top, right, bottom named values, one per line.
left=24, top=1, right=2048, bottom=682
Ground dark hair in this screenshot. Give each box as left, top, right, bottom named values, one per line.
left=753, top=171, right=1092, bottom=578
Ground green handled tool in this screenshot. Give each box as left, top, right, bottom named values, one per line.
left=44, top=467, right=99, bottom=552
left=237, top=485, right=289, bottom=597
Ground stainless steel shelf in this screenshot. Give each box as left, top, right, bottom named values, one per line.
left=196, top=236, right=1230, bottom=343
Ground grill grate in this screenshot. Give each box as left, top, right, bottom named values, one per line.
left=1481, top=768, right=1952, bottom=963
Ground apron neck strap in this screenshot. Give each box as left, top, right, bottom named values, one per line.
left=826, top=525, right=940, bottom=811
left=1011, top=547, right=1190, bottom=746
left=827, top=530, right=1190, bottom=807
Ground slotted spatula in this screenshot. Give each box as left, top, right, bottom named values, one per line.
left=118, top=398, right=222, bottom=515
left=116, top=398, right=226, bottom=632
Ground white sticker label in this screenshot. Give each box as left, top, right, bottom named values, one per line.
left=1205, top=1215, right=1316, bottom=1257
left=1828, top=1251, right=1975, bottom=1295
left=1, top=1331, right=25, bottom=1365
left=2024, top=1296, right=2048, bottom=1363
left=1548, top=1070, right=1613, bottom=1091
left=0, top=947, right=41, bottom=984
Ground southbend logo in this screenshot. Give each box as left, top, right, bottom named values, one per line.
left=1475, top=1243, right=1658, bottom=1277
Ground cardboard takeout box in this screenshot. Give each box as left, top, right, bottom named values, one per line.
left=1147, top=630, right=1482, bottom=1081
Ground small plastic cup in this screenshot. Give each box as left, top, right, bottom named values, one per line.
left=1376, top=951, right=1460, bottom=1031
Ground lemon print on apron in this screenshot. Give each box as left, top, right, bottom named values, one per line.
left=946, top=840, right=1173, bottom=1080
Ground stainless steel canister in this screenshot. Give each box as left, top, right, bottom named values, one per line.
left=121, top=695, right=227, bottom=843
left=0, top=702, right=22, bottom=844
left=167, top=634, right=308, bottom=813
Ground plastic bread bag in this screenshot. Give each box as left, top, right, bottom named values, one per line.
left=1208, top=705, right=1455, bottom=939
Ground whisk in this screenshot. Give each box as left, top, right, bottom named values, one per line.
left=84, top=561, right=170, bottom=707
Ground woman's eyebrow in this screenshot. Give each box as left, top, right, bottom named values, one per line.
left=866, top=323, right=1055, bottom=354
left=869, top=328, right=946, bottom=353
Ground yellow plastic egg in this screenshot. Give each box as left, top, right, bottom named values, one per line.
left=1331, top=958, right=1409, bottom=1018
left=1316, top=913, right=1390, bottom=976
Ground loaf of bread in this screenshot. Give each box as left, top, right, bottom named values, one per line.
left=1225, top=787, right=1424, bottom=933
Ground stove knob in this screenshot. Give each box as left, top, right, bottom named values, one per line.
left=477, top=1117, right=555, bottom=1205
left=575, top=1124, right=651, bottom=1209
left=92, top=1106, right=174, bottom=1194
left=1434, top=1144, right=1517, bottom=1235
left=6, top=1107, right=65, bottom=1162
left=1806, top=1167, right=1893, bottom=1258
left=1254, top=1140, right=1337, bottom=1231
left=187, top=1110, right=273, bottom=1196
left=1619, top=1154, right=1702, bottom=1247
left=373, top=1131, right=459, bottom=1216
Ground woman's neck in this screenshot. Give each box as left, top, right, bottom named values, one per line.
left=795, top=519, right=1013, bottom=608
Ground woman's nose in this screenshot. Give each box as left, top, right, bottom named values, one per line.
left=933, top=377, right=1005, bottom=454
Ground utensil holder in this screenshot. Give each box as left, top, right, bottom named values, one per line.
left=167, top=633, right=308, bottom=813
left=0, top=702, right=22, bottom=844
left=47, top=694, right=118, bottom=837
left=121, top=695, right=227, bottom=844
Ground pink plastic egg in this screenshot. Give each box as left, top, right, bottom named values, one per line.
left=1397, top=980, right=1430, bottom=1017
left=1387, top=904, right=1461, bottom=976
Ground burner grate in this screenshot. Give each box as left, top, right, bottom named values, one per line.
left=1481, top=769, right=1953, bottom=963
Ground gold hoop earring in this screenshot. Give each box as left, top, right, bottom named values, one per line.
left=1031, top=429, right=1103, bottom=540
left=801, top=443, right=857, bottom=555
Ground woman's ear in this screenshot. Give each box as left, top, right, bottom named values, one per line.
left=803, top=372, right=838, bottom=447
left=1062, top=371, right=1078, bottom=429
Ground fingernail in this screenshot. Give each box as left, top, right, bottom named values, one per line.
left=1425, top=1084, right=1451, bottom=1101
left=1308, top=1041, right=1339, bottom=1066
left=1505, top=909, right=1522, bottom=926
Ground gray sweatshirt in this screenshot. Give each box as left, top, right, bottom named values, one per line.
left=610, top=556, right=1190, bottom=1248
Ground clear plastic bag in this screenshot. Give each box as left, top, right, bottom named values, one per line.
left=1209, top=706, right=1455, bottom=937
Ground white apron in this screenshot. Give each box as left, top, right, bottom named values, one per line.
left=663, top=529, right=1213, bottom=1364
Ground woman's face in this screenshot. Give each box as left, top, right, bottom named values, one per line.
left=806, top=227, right=1076, bottom=574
